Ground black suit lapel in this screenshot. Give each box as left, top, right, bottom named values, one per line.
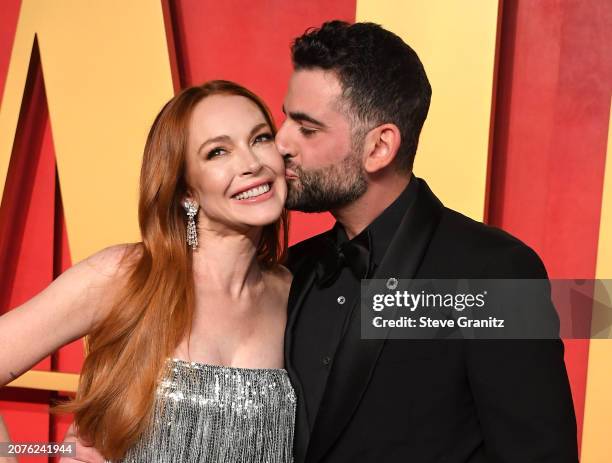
left=305, top=179, right=444, bottom=462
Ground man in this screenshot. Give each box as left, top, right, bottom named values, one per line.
left=276, top=21, right=577, bottom=462
left=64, top=20, right=577, bottom=463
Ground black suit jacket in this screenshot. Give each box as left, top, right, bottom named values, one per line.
left=285, top=178, right=578, bottom=463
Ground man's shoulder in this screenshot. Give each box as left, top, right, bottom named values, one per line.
left=439, top=207, right=523, bottom=250
left=285, top=205, right=547, bottom=278
left=418, top=176, right=540, bottom=266
left=429, top=207, right=547, bottom=278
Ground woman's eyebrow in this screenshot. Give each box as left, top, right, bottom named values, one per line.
left=197, top=122, right=269, bottom=155
left=197, top=135, right=231, bottom=155
left=249, top=122, right=269, bottom=137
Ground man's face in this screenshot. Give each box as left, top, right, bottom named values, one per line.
left=275, top=69, right=367, bottom=212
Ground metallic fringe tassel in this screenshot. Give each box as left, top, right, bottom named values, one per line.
left=115, top=359, right=296, bottom=463
left=186, top=215, right=198, bottom=250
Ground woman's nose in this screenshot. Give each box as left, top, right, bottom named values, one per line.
left=240, top=149, right=263, bottom=175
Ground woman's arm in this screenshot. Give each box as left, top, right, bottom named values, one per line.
left=0, top=244, right=136, bottom=386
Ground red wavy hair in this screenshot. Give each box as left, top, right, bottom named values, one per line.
left=57, top=81, right=288, bottom=459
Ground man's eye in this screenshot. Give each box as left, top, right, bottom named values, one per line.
left=254, top=132, right=274, bottom=144
left=299, top=126, right=317, bottom=137
left=207, top=147, right=226, bottom=159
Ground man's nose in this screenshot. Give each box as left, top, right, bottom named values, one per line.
left=275, top=119, right=293, bottom=159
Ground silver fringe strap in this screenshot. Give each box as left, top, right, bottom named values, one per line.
left=116, top=359, right=296, bottom=463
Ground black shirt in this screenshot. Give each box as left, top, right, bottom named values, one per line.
left=291, top=175, right=419, bottom=431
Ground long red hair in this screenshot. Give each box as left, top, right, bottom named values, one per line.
left=58, top=81, right=288, bottom=459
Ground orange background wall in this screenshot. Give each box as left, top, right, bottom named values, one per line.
left=0, top=1, right=610, bottom=461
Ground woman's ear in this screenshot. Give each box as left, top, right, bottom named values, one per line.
left=362, top=123, right=401, bottom=174
left=181, top=185, right=200, bottom=209
left=182, top=197, right=199, bottom=211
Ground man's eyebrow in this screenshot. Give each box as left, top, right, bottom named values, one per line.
left=282, top=105, right=327, bottom=128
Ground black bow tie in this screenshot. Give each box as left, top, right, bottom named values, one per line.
left=315, top=231, right=373, bottom=288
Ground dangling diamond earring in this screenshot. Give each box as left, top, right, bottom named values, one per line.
left=182, top=199, right=199, bottom=250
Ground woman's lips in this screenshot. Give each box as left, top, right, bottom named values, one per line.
left=231, top=182, right=275, bottom=204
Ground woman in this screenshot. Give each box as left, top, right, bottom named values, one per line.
left=0, top=81, right=295, bottom=462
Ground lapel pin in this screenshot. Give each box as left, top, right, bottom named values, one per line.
left=386, top=278, right=399, bottom=290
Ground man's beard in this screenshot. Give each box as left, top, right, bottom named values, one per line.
left=285, top=149, right=368, bottom=213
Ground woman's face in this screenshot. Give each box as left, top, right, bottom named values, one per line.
left=185, top=94, right=287, bottom=233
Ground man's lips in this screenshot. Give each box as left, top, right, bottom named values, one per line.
left=285, top=167, right=298, bottom=179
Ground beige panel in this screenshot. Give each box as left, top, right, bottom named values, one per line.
left=0, top=0, right=175, bottom=261
left=581, top=99, right=612, bottom=462
left=356, top=0, right=500, bottom=220
left=6, top=370, right=78, bottom=392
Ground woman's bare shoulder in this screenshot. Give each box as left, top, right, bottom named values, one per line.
left=0, top=243, right=145, bottom=383
left=54, top=243, right=143, bottom=320
left=264, top=265, right=293, bottom=308
left=76, top=243, right=142, bottom=278
left=268, top=264, right=293, bottom=287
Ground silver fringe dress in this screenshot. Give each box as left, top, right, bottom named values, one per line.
left=117, top=358, right=296, bottom=462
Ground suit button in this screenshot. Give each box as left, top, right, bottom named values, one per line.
left=322, top=356, right=331, bottom=366
left=337, top=296, right=346, bottom=304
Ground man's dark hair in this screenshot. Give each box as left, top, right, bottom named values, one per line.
left=292, top=20, right=431, bottom=172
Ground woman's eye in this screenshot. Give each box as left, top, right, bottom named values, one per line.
left=299, top=126, right=317, bottom=137
left=254, top=132, right=274, bottom=144
left=207, top=147, right=226, bottom=159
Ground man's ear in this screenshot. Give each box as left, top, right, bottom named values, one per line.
left=362, top=123, right=401, bottom=174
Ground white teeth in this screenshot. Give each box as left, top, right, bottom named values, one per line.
left=233, top=183, right=271, bottom=200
